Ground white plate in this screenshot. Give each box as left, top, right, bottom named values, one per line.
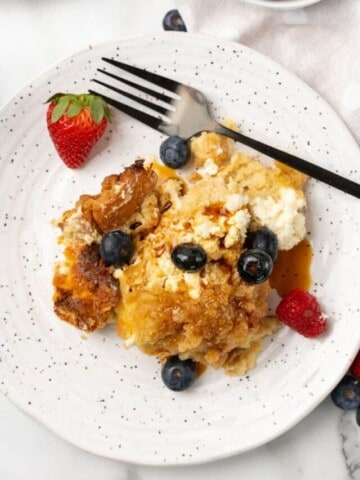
left=242, top=0, right=322, bottom=10
left=0, top=32, right=359, bottom=466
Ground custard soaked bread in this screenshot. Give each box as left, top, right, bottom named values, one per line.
left=53, top=131, right=307, bottom=375
left=53, top=161, right=157, bottom=331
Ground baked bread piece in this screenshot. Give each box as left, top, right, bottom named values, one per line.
left=63, top=159, right=157, bottom=234
left=53, top=160, right=158, bottom=331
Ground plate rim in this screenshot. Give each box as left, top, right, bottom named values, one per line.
left=1, top=31, right=359, bottom=466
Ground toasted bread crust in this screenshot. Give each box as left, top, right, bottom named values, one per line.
left=77, top=160, right=157, bottom=233
left=53, top=243, right=120, bottom=332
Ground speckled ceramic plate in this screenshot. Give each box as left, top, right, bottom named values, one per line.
left=0, top=33, right=359, bottom=466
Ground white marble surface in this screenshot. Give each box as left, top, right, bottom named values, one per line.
left=0, top=1, right=358, bottom=479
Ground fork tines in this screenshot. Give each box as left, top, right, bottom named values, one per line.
left=90, top=57, right=179, bottom=128
left=93, top=76, right=168, bottom=115
left=88, top=87, right=163, bottom=130
left=100, top=57, right=180, bottom=92
left=96, top=68, right=173, bottom=104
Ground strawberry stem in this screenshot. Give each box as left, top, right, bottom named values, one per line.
left=46, top=93, right=111, bottom=124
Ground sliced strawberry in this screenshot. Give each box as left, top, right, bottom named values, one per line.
left=46, top=93, right=110, bottom=168
left=276, top=288, right=327, bottom=338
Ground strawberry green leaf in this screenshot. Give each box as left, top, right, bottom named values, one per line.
left=102, top=103, right=112, bottom=122
left=51, top=98, right=71, bottom=123
left=66, top=101, right=83, bottom=118
left=90, top=98, right=105, bottom=124
left=45, top=92, right=65, bottom=104
left=59, top=95, right=75, bottom=104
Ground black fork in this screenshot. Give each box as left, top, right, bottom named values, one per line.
left=89, top=57, right=360, bottom=199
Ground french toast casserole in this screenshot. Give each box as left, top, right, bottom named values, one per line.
left=53, top=128, right=307, bottom=375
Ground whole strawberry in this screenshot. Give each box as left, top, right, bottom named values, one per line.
left=350, top=351, right=360, bottom=379
left=46, top=93, right=111, bottom=168
left=276, top=288, right=327, bottom=338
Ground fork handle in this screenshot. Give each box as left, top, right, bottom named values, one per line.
left=214, top=123, right=360, bottom=199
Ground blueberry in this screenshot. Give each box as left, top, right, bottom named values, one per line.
left=162, top=9, right=187, bottom=32
left=330, top=375, right=360, bottom=410
left=171, top=243, right=207, bottom=272
left=99, top=230, right=133, bottom=266
left=237, top=248, right=273, bottom=284
left=161, top=356, right=196, bottom=391
left=251, top=228, right=279, bottom=260
left=159, top=136, right=190, bottom=169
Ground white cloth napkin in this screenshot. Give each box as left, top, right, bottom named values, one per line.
left=176, top=0, right=360, bottom=143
